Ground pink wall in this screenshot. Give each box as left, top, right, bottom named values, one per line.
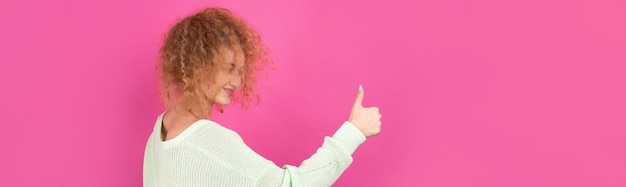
left=1, top=0, right=625, bottom=186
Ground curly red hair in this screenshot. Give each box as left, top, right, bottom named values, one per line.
left=158, top=7, right=272, bottom=118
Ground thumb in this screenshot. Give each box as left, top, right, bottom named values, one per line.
left=353, top=85, right=364, bottom=109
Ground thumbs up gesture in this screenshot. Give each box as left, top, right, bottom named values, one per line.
left=349, top=85, right=382, bottom=137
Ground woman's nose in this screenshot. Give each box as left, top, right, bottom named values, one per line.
left=230, top=73, right=242, bottom=87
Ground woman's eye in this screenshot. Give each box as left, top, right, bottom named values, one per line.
left=224, top=67, right=234, bottom=73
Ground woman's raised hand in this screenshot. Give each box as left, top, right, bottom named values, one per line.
left=349, top=85, right=382, bottom=137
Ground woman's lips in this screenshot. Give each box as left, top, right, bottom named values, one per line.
left=224, top=88, right=234, bottom=95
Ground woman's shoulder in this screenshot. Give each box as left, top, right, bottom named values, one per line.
left=158, top=118, right=242, bottom=150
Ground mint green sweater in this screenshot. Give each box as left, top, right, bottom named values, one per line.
left=143, top=112, right=367, bottom=186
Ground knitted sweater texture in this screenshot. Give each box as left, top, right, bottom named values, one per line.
left=143, top=112, right=366, bottom=187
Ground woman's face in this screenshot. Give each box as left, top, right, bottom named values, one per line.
left=212, top=47, right=245, bottom=106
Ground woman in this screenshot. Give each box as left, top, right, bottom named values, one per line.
left=143, top=7, right=382, bottom=187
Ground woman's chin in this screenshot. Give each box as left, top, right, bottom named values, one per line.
left=213, top=95, right=232, bottom=106
left=215, top=99, right=231, bottom=106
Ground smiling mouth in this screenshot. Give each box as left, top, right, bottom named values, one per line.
left=224, top=88, right=234, bottom=95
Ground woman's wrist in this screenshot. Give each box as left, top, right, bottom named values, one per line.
left=331, top=121, right=367, bottom=154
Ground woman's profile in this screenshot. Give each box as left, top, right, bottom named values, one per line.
left=143, top=7, right=382, bottom=186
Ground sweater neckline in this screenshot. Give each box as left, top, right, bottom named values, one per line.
left=156, top=111, right=215, bottom=149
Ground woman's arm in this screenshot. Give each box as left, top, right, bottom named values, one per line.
left=177, top=120, right=364, bottom=186
left=260, top=121, right=366, bottom=186
left=176, top=86, right=380, bottom=186
left=257, top=86, right=381, bottom=186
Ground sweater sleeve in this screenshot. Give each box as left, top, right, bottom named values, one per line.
left=275, top=121, right=367, bottom=187
left=185, top=121, right=366, bottom=187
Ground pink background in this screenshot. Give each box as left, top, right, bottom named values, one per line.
left=1, top=0, right=625, bottom=186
